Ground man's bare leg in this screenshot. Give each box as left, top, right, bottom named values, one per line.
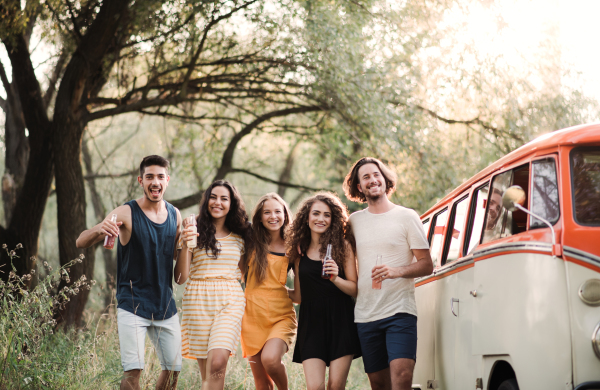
left=367, top=367, right=391, bottom=390
left=121, top=369, right=142, bottom=390
left=156, top=370, right=179, bottom=390
left=389, top=358, right=414, bottom=390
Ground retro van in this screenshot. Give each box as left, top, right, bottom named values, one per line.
left=412, top=123, right=600, bottom=390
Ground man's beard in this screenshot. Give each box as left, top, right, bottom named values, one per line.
left=144, top=187, right=163, bottom=202
left=365, top=192, right=384, bottom=202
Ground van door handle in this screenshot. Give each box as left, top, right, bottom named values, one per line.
left=451, top=298, right=459, bottom=316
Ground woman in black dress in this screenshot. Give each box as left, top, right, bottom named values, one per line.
left=287, top=192, right=361, bottom=390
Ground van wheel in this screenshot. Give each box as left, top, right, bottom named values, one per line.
left=498, top=378, right=519, bottom=390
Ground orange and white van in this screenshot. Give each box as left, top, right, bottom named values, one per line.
left=412, top=123, right=600, bottom=390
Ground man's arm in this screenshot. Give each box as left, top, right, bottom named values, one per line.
left=372, top=248, right=433, bottom=281
left=76, top=205, right=127, bottom=249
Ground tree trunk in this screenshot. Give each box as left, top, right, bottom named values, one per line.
left=81, top=140, right=117, bottom=309
left=52, top=0, right=130, bottom=327
left=1, top=79, right=29, bottom=226
left=1, top=30, right=54, bottom=284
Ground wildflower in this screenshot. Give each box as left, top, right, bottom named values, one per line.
left=73, top=288, right=80, bottom=294
left=76, top=346, right=81, bottom=351
left=16, top=243, right=23, bottom=249
left=85, top=285, right=91, bottom=290
left=9, top=250, right=15, bottom=256
left=2, top=244, right=7, bottom=249
left=91, top=280, right=97, bottom=286
left=79, top=254, right=85, bottom=260
left=9, top=271, right=15, bottom=279
left=43, top=261, right=48, bottom=267
left=81, top=275, right=87, bottom=281
left=30, top=269, right=35, bottom=275
left=48, top=266, right=53, bottom=271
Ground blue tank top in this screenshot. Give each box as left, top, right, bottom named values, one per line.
left=116, top=200, right=178, bottom=320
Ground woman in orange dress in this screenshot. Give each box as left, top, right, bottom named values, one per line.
left=241, top=193, right=297, bottom=390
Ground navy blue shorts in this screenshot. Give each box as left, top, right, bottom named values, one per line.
left=356, top=312, right=417, bottom=373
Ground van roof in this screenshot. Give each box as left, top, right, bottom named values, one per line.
left=420, top=122, right=600, bottom=218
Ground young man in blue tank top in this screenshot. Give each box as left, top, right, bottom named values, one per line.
left=343, top=157, right=434, bottom=390
left=77, top=155, right=182, bottom=390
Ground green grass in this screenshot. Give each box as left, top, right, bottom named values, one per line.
left=1, top=252, right=370, bottom=389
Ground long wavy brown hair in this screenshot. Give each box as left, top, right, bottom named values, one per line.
left=244, top=193, right=293, bottom=287
left=286, top=192, right=353, bottom=275
left=196, top=180, right=252, bottom=258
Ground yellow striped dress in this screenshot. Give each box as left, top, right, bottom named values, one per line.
left=181, top=233, right=246, bottom=360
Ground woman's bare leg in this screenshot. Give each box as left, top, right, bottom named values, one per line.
left=326, top=355, right=353, bottom=390
left=199, top=349, right=230, bottom=390
left=249, top=350, right=274, bottom=390
left=302, top=358, right=327, bottom=390
left=260, top=338, right=289, bottom=390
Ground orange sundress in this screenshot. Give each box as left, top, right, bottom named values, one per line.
left=241, top=252, right=297, bottom=357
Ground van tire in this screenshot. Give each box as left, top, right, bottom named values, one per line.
left=498, top=378, right=519, bottom=390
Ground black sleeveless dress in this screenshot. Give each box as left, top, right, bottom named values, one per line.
left=292, top=254, right=361, bottom=366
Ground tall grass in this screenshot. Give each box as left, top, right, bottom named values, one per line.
left=0, top=248, right=370, bottom=389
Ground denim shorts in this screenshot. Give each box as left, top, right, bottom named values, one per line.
left=117, top=308, right=182, bottom=372
left=356, top=312, right=417, bottom=373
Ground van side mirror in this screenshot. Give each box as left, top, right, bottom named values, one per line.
left=501, top=185, right=561, bottom=257
left=502, top=185, right=526, bottom=211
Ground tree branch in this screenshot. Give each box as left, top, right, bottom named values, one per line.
left=213, top=105, right=324, bottom=180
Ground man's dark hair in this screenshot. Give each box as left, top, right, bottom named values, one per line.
left=343, top=157, right=397, bottom=203
left=139, top=155, right=170, bottom=177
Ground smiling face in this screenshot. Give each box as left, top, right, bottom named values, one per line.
left=486, top=190, right=503, bottom=229
left=208, top=185, right=231, bottom=221
left=261, top=198, right=285, bottom=233
left=308, top=200, right=332, bottom=235
left=357, top=163, right=386, bottom=201
left=138, top=165, right=169, bottom=203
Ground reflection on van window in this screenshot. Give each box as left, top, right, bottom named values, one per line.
left=482, top=164, right=530, bottom=244
left=531, top=159, right=560, bottom=228
left=446, top=197, right=469, bottom=263
left=422, top=218, right=431, bottom=242
left=430, top=209, right=448, bottom=267
left=571, top=148, right=600, bottom=225
left=467, top=184, right=489, bottom=254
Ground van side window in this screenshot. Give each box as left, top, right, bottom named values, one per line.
left=482, top=164, right=530, bottom=244
left=531, top=158, right=560, bottom=228
left=422, top=218, right=431, bottom=243
left=571, top=147, right=600, bottom=225
left=444, top=196, right=469, bottom=264
left=465, top=184, right=489, bottom=254
left=430, top=208, right=448, bottom=267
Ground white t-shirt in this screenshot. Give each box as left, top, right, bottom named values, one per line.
left=350, top=205, right=430, bottom=322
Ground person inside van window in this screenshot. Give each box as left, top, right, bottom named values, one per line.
left=486, top=188, right=503, bottom=230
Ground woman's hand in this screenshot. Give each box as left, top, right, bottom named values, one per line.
left=324, top=259, right=339, bottom=282
left=181, top=217, right=198, bottom=249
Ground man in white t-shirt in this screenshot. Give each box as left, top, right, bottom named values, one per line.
left=343, top=157, right=433, bottom=390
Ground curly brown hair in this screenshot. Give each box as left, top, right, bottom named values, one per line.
left=196, top=180, right=252, bottom=258
left=244, top=193, right=293, bottom=286
left=343, top=157, right=397, bottom=203
left=285, top=192, right=353, bottom=275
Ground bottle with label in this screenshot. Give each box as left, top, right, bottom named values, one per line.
left=188, top=214, right=197, bottom=249
left=321, top=244, right=333, bottom=279
left=372, top=254, right=382, bottom=289
left=103, top=214, right=118, bottom=250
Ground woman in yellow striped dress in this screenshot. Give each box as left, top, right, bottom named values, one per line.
left=175, top=180, right=251, bottom=390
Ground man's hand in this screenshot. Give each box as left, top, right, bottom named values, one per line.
left=97, top=215, right=122, bottom=239
left=372, top=264, right=403, bottom=281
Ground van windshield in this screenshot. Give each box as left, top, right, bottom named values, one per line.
left=571, top=147, right=600, bottom=225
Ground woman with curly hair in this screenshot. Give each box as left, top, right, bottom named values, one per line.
left=175, top=180, right=251, bottom=390
left=287, top=192, right=361, bottom=390
left=240, top=193, right=297, bottom=390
